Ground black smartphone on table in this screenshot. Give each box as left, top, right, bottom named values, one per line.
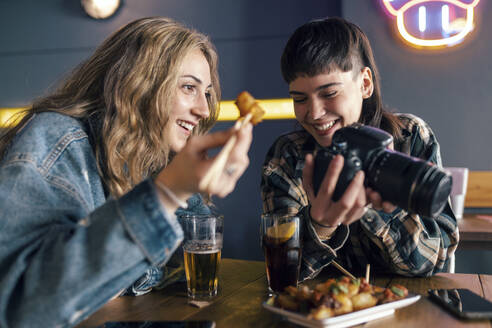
left=428, top=288, right=492, bottom=319
left=98, top=321, right=215, bottom=328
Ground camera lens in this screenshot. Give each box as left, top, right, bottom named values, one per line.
left=366, top=150, right=452, bottom=217
left=412, top=165, right=453, bottom=217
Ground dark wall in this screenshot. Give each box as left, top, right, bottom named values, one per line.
left=343, top=0, right=492, bottom=170
left=0, top=0, right=340, bottom=103
left=2, top=1, right=491, bottom=267
left=0, top=0, right=341, bottom=261
left=342, top=0, right=492, bottom=274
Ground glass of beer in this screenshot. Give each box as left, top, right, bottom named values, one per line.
left=179, top=214, right=223, bottom=303
left=261, top=214, right=302, bottom=294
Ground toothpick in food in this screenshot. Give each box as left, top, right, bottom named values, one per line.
left=199, top=91, right=265, bottom=190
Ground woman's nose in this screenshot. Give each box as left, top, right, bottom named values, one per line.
left=308, top=97, right=325, bottom=120
left=193, top=93, right=210, bottom=119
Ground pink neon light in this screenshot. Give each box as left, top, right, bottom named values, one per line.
left=381, top=0, right=480, bottom=47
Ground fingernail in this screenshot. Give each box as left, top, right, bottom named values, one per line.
left=333, top=154, right=343, bottom=164
left=357, top=170, right=365, bottom=180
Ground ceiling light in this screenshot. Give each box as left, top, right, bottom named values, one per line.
left=81, top=0, right=121, bottom=19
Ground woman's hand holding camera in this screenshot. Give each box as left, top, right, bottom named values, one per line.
left=366, top=188, right=397, bottom=213
left=304, top=154, right=367, bottom=228
left=303, top=153, right=396, bottom=229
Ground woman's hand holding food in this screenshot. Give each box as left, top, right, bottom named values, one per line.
left=155, top=123, right=253, bottom=211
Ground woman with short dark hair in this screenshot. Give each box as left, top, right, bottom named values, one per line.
left=261, top=17, right=458, bottom=280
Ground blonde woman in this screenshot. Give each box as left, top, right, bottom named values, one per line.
left=0, top=17, right=252, bottom=327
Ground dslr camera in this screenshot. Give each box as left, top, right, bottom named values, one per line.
left=313, top=124, right=452, bottom=217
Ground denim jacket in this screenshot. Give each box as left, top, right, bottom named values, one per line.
left=0, top=112, right=209, bottom=328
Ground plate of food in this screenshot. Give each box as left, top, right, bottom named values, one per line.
left=262, top=276, right=420, bottom=328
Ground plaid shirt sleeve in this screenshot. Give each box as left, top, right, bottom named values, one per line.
left=261, top=132, right=349, bottom=281
left=351, top=113, right=458, bottom=276
left=261, top=115, right=459, bottom=280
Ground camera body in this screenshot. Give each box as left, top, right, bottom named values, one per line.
left=313, top=124, right=392, bottom=202
left=313, top=124, right=452, bottom=217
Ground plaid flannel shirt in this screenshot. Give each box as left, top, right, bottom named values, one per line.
left=261, top=113, right=459, bottom=280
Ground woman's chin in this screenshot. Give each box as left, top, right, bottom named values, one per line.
left=170, top=141, right=186, bottom=153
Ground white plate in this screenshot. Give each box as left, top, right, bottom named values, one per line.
left=263, top=293, right=421, bottom=328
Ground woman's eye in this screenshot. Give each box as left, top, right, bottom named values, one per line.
left=292, top=97, right=307, bottom=104
left=182, top=84, right=196, bottom=93
left=321, top=91, right=337, bottom=98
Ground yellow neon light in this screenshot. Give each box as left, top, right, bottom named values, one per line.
left=0, top=108, right=26, bottom=128
left=219, top=98, right=295, bottom=121
left=382, top=0, right=480, bottom=48
left=0, top=99, right=295, bottom=127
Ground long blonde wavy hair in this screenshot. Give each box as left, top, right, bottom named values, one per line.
left=0, top=17, right=220, bottom=197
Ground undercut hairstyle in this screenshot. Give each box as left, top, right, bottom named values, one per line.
left=281, top=17, right=403, bottom=141
left=0, top=17, right=220, bottom=197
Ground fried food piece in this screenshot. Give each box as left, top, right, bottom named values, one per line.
left=309, top=305, right=334, bottom=320
left=235, top=91, right=256, bottom=113
left=273, top=275, right=410, bottom=320
left=337, top=277, right=361, bottom=297
left=275, top=293, right=299, bottom=311
left=284, top=285, right=299, bottom=297
left=382, top=284, right=409, bottom=303
left=333, top=294, right=353, bottom=315
left=284, top=285, right=312, bottom=302
left=235, top=91, right=265, bottom=125
left=314, top=278, right=338, bottom=294
left=310, top=290, right=325, bottom=307
left=392, top=284, right=408, bottom=297
left=351, top=292, right=378, bottom=311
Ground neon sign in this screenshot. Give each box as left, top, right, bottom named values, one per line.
left=381, top=0, right=480, bottom=48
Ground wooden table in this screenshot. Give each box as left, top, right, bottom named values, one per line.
left=458, top=214, right=492, bottom=250
left=77, top=258, right=492, bottom=328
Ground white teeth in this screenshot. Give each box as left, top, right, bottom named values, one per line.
left=314, top=120, right=337, bottom=131
left=177, top=120, right=194, bottom=131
